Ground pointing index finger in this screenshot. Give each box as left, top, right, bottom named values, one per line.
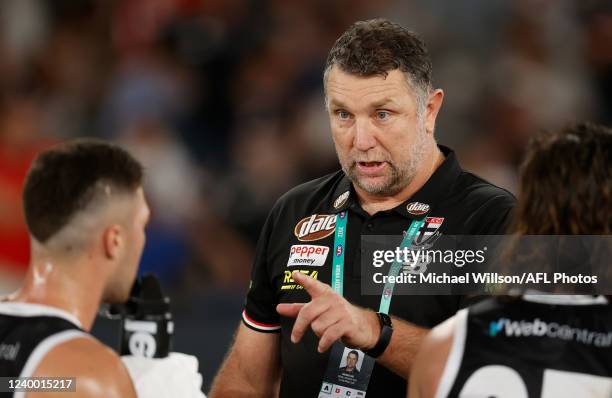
left=292, top=271, right=329, bottom=297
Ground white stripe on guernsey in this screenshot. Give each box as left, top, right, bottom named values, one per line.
left=14, top=330, right=92, bottom=398
left=522, top=294, right=608, bottom=305
left=435, top=309, right=468, bottom=398
left=242, top=311, right=281, bottom=331
left=0, top=302, right=82, bottom=328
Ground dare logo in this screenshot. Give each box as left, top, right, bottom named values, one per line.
left=406, top=202, right=430, bottom=216
left=294, top=214, right=337, bottom=241
left=333, top=191, right=350, bottom=209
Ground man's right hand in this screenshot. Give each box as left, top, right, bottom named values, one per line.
left=276, top=271, right=380, bottom=353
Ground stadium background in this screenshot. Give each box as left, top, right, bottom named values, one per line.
left=0, top=0, right=609, bottom=391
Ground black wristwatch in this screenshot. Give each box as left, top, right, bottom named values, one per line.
left=364, top=312, right=393, bottom=358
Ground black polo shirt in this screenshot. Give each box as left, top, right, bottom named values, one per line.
left=242, top=146, right=515, bottom=397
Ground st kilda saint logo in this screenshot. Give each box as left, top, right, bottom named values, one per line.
left=294, top=214, right=337, bottom=241
left=413, top=217, right=444, bottom=245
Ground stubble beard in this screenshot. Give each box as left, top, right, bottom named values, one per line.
left=342, top=125, right=430, bottom=197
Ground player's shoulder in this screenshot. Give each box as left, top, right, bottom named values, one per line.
left=32, top=336, right=136, bottom=397
left=411, top=313, right=458, bottom=398
left=272, top=170, right=345, bottom=214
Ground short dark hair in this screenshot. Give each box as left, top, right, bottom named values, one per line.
left=325, top=18, right=432, bottom=94
left=514, top=122, right=612, bottom=234
left=23, top=139, right=144, bottom=243
left=347, top=350, right=359, bottom=359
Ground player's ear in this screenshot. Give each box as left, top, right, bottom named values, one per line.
left=424, top=89, right=444, bottom=134
left=103, top=224, right=124, bottom=260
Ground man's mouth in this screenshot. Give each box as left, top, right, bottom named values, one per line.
left=355, top=161, right=386, bottom=175
left=358, top=161, right=382, bottom=167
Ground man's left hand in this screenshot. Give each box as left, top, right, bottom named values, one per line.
left=276, top=271, right=380, bottom=353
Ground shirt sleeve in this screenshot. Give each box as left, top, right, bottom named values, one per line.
left=242, top=203, right=282, bottom=333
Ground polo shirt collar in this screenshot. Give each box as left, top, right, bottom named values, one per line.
left=328, top=145, right=462, bottom=220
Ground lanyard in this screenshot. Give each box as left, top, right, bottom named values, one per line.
left=331, top=211, right=424, bottom=314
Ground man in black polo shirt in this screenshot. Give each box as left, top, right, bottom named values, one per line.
left=210, top=18, right=515, bottom=398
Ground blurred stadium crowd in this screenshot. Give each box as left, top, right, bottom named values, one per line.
left=0, top=0, right=610, bottom=388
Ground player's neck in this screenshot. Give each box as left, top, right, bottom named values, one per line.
left=8, top=256, right=104, bottom=331
left=356, top=147, right=444, bottom=215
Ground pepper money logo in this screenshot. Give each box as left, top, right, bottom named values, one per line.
left=294, top=214, right=337, bottom=241
left=287, top=245, right=329, bottom=267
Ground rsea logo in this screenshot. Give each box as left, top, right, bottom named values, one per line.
left=281, top=269, right=319, bottom=290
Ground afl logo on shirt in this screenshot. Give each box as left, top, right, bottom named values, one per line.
left=294, top=214, right=337, bottom=241
left=406, top=202, right=430, bottom=216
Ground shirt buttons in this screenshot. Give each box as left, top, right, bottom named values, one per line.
left=366, top=222, right=374, bottom=231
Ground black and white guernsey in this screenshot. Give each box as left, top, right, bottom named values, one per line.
left=437, top=295, right=612, bottom=398
left=0, top=302, right=90, bottom=398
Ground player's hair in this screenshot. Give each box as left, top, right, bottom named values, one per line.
left=324, top=18, right=432, bottom=105
left=348, top=350, right=359, bottom=359
left=498, top=122, right=611, bottom=296
left=513, top=122, right=611, bottom=235
left=23, top=138, right=144, bottom=243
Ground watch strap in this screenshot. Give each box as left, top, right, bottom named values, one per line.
left=364, top=312, right=393, bottom=358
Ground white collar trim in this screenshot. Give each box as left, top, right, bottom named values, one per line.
left=522, top=293, right=608, bottom=305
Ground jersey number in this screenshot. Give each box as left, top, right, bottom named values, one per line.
left=460, top=365, right=612, bottom=398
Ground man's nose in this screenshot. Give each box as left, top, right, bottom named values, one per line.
left=353, top=117, right=377, bottom=152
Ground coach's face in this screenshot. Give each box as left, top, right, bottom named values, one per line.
left=326, top=66, right=443, bottom=197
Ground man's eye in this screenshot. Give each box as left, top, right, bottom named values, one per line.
left=376, top=111, right=390, bottom=120
left=337, top=110, right=350, bottom=120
